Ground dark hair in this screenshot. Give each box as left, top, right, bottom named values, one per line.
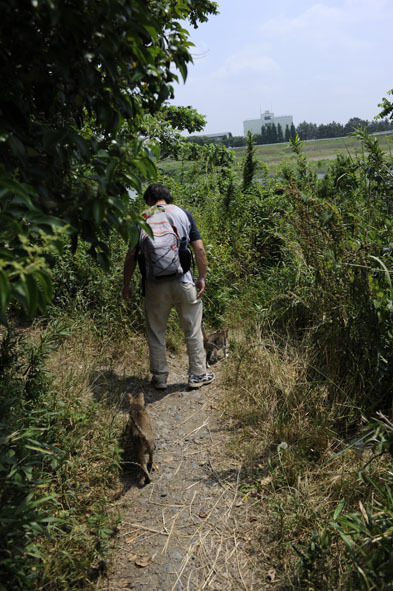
left=143, top=183, right=173, bottom=204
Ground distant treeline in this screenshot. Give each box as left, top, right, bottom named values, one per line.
left=188, top=117, right=393, bottom=147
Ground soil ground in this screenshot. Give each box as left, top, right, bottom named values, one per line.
left=104, top=354, right=264, bottom=591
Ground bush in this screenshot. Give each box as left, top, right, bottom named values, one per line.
left=0, top=323, right=122, bottom=590
left=49, top=230, right=145, bottom=334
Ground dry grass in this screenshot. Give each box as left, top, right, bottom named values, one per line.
left=47, top=315, right=150, bottom=405
left=221, top=330, right=390, bottom=589
left=8, top=310, right=389, bottom=588
left=12, top=315, right=151, bottom=590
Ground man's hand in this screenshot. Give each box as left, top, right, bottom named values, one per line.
left=191, top=240, right=207, bottom=298
left=195, top=278, right=206, bottom=298
left=122, top=284, right=133, bottom=300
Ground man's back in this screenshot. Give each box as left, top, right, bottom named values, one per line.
left=140, top=203, right=200, bottom=284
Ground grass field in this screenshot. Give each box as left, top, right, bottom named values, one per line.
left=237, top=132, right=391, bottom=164
left=158, top=132, right=393, bottom=179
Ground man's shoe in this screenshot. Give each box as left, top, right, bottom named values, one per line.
left=188, top=372, right=215, bottom=389
left=151, top=374, right=168, bottom=390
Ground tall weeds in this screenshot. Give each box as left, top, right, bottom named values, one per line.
left=0, top=320, right=129, bottom=590
left=2, top=126, right=392, bottom=589
left=214, top=130, right=393, bottom=588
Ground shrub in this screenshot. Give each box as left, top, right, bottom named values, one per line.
left=0, top=323, right=122, bottom=590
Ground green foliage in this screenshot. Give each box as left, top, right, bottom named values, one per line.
left=257, top=129, right=392, bottom=412
left=0, top=323, right=122, bottom=590
left=287, top=134, right=317, bottom=188
left=0, top=325, right=62, bottom=588
left=3, top=82, right=388, bottom=589
left=377, top=88, right=393, bottom=121
left=333, top=479, right=393, bottom=590
left=289, top=134, right=304, bottom=156
left=140, top=105, right=208, bottom=160
left=182, top=112, right=393, bottom=588
left=162, top=105, right=207, bottom=133
left=295, top=415, right=393, bottom=590
left=277, top=122, right=284, bottom=143
left=242, top=131, right=257, bottom=191
left=0, top=0, right=217, bottom=318
left=49, top=228, right=146, bottom=334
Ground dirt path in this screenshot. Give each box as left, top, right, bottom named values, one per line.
left=105, top=356, right=262, bottom=591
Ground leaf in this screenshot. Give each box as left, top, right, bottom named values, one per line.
left=15, top=275, right=34, bottom=318
left=8, top=134, right=26, bottom=158
left=27, top=212, right=67, bottom=229
left=71, top=131, right=90, bottom=159
left=135, top=555, right=152, bottom=568
left=178, top=62, right=188, bottom=81
left=0, top=270, right=10, bottom=314
left=92, top=201, right=105, bottom=224
left=0, top=178, right=35, bottom=201
left=118, top=221, right=131, bottom=243
left=25, top=274, right=39, bottom=317
left=336, top=530, right=356, bottom=551
left=25, top=445, right=54, bottom=455
left=130, top=158, right=149, bottom=177
left=358, top=500, right=369, bottom=524
left=333, top=498, right=345, bottom=521
left=143, top=24, right=159, bottom=40
left=96, top=149, right=109, bottom=159
left=28, top=494, right=59, bottom=509
left=124, top=171, right=142, bottom=189
left=33, top=269, right=54, bottom=306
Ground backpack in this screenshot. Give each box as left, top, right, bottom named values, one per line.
left=139, top=205, right=192, bottom=280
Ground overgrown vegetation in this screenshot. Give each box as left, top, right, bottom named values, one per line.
left=2, top=118, right=393, bottom=589
left=2, top=2, right=393, bottom=587
left=0, top=1, right=218, bottom=588
left=159, top=117, right=393, bottom=588
left=0, top=321, right=130, bottom=590
left=0, top=0, right=218, bottom=317
left=214, top=128, right=393, bottom=588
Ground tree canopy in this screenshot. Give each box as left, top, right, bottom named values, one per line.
left=0, top=0, right=218, bottom=318
left=378, top=88, right=393, bottom=121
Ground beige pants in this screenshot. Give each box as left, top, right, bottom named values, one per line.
left=144, top=280, right=206, bottom=378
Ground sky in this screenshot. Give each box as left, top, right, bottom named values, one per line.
left=171, top=0, right=393, bottom=136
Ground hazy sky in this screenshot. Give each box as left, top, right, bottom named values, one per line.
left=171, top=0, right=393, bottom=136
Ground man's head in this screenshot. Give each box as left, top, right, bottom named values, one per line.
left=143, top=184, right=173, bottom=205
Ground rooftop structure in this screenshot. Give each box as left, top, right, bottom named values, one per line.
left=243, top=110, right=293, bottom=136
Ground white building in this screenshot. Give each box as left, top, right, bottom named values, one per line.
left=243, top=110, right=293, bottom=136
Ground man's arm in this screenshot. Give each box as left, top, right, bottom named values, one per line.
left=191, top=239, right=207, bottom=298
left=122, top=247, right=137, bottom=300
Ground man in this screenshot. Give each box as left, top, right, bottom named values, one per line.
left=122, top=183, right=214, bottom=390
